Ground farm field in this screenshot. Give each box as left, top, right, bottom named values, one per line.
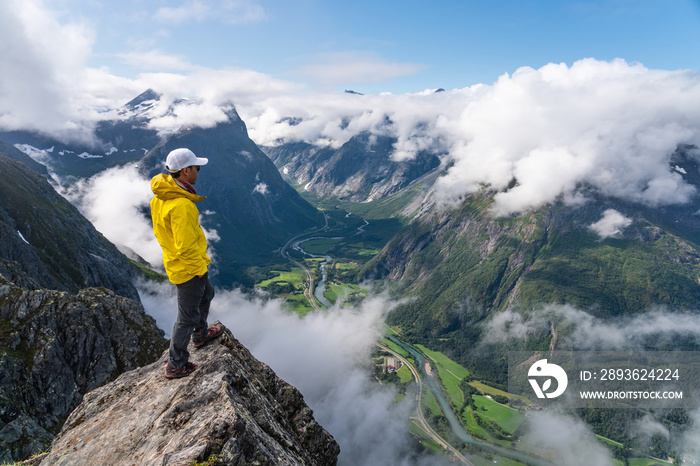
left=472, top=396, right=525, bottom=434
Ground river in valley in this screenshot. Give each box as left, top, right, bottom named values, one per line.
left=387, top=336, right=555, bottom=466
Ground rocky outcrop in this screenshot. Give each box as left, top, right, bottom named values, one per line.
left=40, top=323, right=340, bottom=466
left=0, top=274, right=167, bottom=462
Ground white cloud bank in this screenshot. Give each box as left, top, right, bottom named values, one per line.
left=243, top=59, right=700, bottom=216
left=0, top=0, right=95, bottom=141
left=60, top=165, right=164, bottom=266
left=228, top=60, right=700, bottom=218
left=5, top=2, right=700, bottom=218
left=484, top=304, right=700, bottom=350
left=60, top=163, right=221, bottom=271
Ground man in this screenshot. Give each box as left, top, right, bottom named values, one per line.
left=150, top=148, right=222, bottom=379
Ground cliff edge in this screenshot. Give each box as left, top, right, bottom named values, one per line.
left=39, top=322, right=340, bottom=466
left=0, top=274, right=167, bottom=462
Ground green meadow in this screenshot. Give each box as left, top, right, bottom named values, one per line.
left=256, top=267, right=305, bottom=287
left=472, top=396, right=525, bottom=434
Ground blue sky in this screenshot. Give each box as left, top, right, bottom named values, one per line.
left=55, top=0, right=700, bottom=94
left=4, top=0, right=700, bottom=218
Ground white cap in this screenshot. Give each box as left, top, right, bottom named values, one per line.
left=165, top=148, right=208, bottom=172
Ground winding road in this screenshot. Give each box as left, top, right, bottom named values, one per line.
left=279, top=213, right=330, bottom=311
left=377, top=344, right=473, bottom=465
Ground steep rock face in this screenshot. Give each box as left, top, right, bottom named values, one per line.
left=263, top=132, right=442, bottom=202
left=139, top=108, right=324, bottom=286
left=40, top=323, right=340, bottom=466
left=0, top=153, right=140, bottom=300
left=374, top=192, right=700, bottom=332
left=0, top=275, right=167, bottom=462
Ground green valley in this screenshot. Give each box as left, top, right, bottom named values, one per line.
left=254, top=179, right=700, bottom=465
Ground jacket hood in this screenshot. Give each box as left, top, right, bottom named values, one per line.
left=150, top=173, right=205, bottom=202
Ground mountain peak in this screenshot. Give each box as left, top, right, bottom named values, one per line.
left=39, top=322, right=340, bottom=465
left=124, top=89, right=162, bottom=111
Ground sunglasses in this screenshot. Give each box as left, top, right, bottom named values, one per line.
left=188, top=165, right=200, bottom=171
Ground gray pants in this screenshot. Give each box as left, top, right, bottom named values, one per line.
left=169, top=273, right=215, bottom=369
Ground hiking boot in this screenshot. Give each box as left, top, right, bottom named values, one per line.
left=164, top=361, right=197, bottom=379
left=192, top=325, right=223, bottom=348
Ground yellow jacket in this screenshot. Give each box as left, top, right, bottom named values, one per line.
left=150, top=174, right=211, bottom=284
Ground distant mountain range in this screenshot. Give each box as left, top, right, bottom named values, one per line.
left=263, top=132, right=442, bottom=202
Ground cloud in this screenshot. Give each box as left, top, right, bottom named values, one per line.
left=239, top=88, right=459, bottom=154
left=292, top=51, right=425, bottom=87
left=482, top=308, right=542, bottom=343
left=589, top=209, right=633, bottom=238
left=0, top=0, right=96, bottom=141
left=154, top=0, right=210, bottom=23
left=154, top=0, right=266, bottom=25
left=484, top=305, right=700, bottom=350
left=252, top=182, right=269, bottom=195
left=137, top=281, right=446, bottom=466
left=242, top=59, right=700, bottom=215
left=3, top=0, right=700, bottom=219
left=521, top=411, right=613, bottom=465
left=630, top=415, right=670, bottom=444
left=58, top=162, right=221, bottom=272
left=434, top=60, right=700, bottom=215
left=0, top=1, right=293, bottom=142
left=59, top=164, right=165, bottom=267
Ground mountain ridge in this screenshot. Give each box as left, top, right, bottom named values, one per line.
left=357, top=147, right=700, bottom=380
left=0, top=151, right=140, bottom=300
left=263, top=131, right=442, bottom=203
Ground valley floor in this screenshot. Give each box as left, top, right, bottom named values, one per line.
left=254, top=202, right=683, bottom=466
